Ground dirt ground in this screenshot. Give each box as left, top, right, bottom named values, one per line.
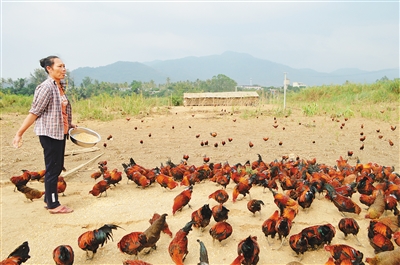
left=1, top=105, right=399, bottom=265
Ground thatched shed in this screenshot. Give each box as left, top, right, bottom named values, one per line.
left=183, top=91, right=259, bottom=106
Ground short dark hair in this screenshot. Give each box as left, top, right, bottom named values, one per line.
left=40, top=55, right=59, bottom=74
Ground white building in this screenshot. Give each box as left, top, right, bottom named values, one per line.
left=292, top=82, right=307, bottom=88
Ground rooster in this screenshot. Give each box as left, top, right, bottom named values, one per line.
left=289, top=232, right=308, bottom=260
left=275, top=216, right=292, bottom=249
left=324, top=183, right=361, bottom=215
left=301, top=224, right=336, bottom=249
left=209, top=221, right=233, bottom=245
left=117, top=231, right=147, bottom=256
left=211, top=204, right=229, bottom=222
left=149, top=213, right=173, bottom=237
left=0, top=241, right=30, bottom=265
left=298, top=184, right=317, bottom=210
left=191, top=204, right=213, bottom=231
left=232, top=177, right=253, bottom=202
left=237, top=235, right=260, bottom=265
left=338, top=217, right=362, bottom=245
left=261, top=210, right=279, bottom=245
left=247, top=199, right=264, bottom=217
left=57, top=176, right=67, bottom=196
left=10, top=170, right=31, bottom=191
left=29, top=169, right=46, bottom=182
left=368, top=220, right=394, bottom=253
left=168, top=221, right=193, bottom=265
left=197, top=239, right=209, bottom=265
left=103, top=168, right=122, bottom=186
left=16, top=185, right=44, bottom=201
left=78, top=224, right=120, bottom=259
left=324, top=244, right=364, bottom=265
left=89, top=179, right=110, bottom=197
left=52, top=245, right=74, bottom=265
left=172, top=186, right=193, bottom=215
left=156, top=174, right=179, bottom=190
left=208, top=189, right=229, bottom=204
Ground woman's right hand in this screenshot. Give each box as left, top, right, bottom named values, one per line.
left=13, top=135, right=22, bottom=148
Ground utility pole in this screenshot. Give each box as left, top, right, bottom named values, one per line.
left=283, top=72, right=290, bottom=109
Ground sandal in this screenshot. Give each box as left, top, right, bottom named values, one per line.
left=49, top=205, right=73, bottom=214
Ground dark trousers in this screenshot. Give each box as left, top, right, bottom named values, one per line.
left=39, top=135, right=66, bottom=209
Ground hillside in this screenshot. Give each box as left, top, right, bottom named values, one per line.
left=70, top=51, right=399, bottom=87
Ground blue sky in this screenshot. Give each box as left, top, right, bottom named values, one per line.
left=1, top=1, right=399, bottom=79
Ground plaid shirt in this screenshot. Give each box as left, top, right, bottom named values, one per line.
left=29, top=77, right=72, bottom=140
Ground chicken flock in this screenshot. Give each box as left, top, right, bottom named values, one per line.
left=5, top=151, right=400, bottom=265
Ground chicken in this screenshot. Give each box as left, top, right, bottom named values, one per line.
left=366, top=189, right=385, bottom=219
left=324, top=183, right=361, bottom=215
left=191, top=204, right=213, bottom=231
left=57, top=176, right=67, bottom=196
left=103, top=168, right=122, bottom=186
left=10, top=170, right=31, bottom=191
left=141, top=213, right=168, bottom=252
left=209, top=221, right=233, bottom=244
left=275, top=217, right=292, bottom=249
left=29, top=169, right=46, bottom=182
left=149, top=213, right=173, bottom=237
left=324, top=244, right=364, bottom=265
left=356, top=176, right=376, bottom=195
left=298, top=184, right=317, bottom=210
left=90, top=171, right=102, bottom=181
left=365, top=248, right=400, bottom=265
left=247, top=199, right=264, bottom=217
left=117, top=231, right=147, bottom=256
left=270, top=188, right=298, bottom=215
left=338, top=217, right=361, bottom=245
left=384, top=193, right=398, bottom=215
left=52, top=245, right=74, bottom=265
left=261, top=210, right=279, bottom=245
left=78, top=224, right=120, bottom=259
left=208, top=189, right=229, bottom=204
left=156, top=174, right=179, bottom=190
left=197, top=239, right=209, bottom=265
left=368, top=233, right=394, bottom=254
left=88, top=179, right=110, bottom=197
left=237, top=235, right=260, bottom=265
left=172, top=186, right=193, bottom=215
left=232, top=177, right=253, bottom=202
left=368, top=221, right=393, bottom=240
left=16, top=185, right=44, bottom=201
left=123, top=260, right=153, bottom=265
left=368, top=220, right=394, bottom=254
left=301, top=224, right=336, bottom=249
left=0, top=241, right=30, bottom=265
left=289, top=232, right=308, bottom=259
left=168, top=221, right=193, bottom=265
left=211, top=204, right=229, bottom=222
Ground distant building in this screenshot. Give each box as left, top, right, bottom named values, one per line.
left=183, top=91, right=259, bottom=106
left=292, top=82, right=307, bottom=88
left=235, top=85, right=263, bottom=90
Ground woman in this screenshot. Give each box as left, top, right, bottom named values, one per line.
left=13, top=55, right=76, bottom=214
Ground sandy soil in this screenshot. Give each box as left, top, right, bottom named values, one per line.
left=1, top=105, right=399, bottom=265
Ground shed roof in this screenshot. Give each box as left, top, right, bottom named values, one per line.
left=184, top=91, right=259, bottom=99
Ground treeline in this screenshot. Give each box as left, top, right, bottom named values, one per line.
left=1, top=69, right=286, bottom=106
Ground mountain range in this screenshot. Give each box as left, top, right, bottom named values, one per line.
left=70, top=51, right=399, bottom=87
